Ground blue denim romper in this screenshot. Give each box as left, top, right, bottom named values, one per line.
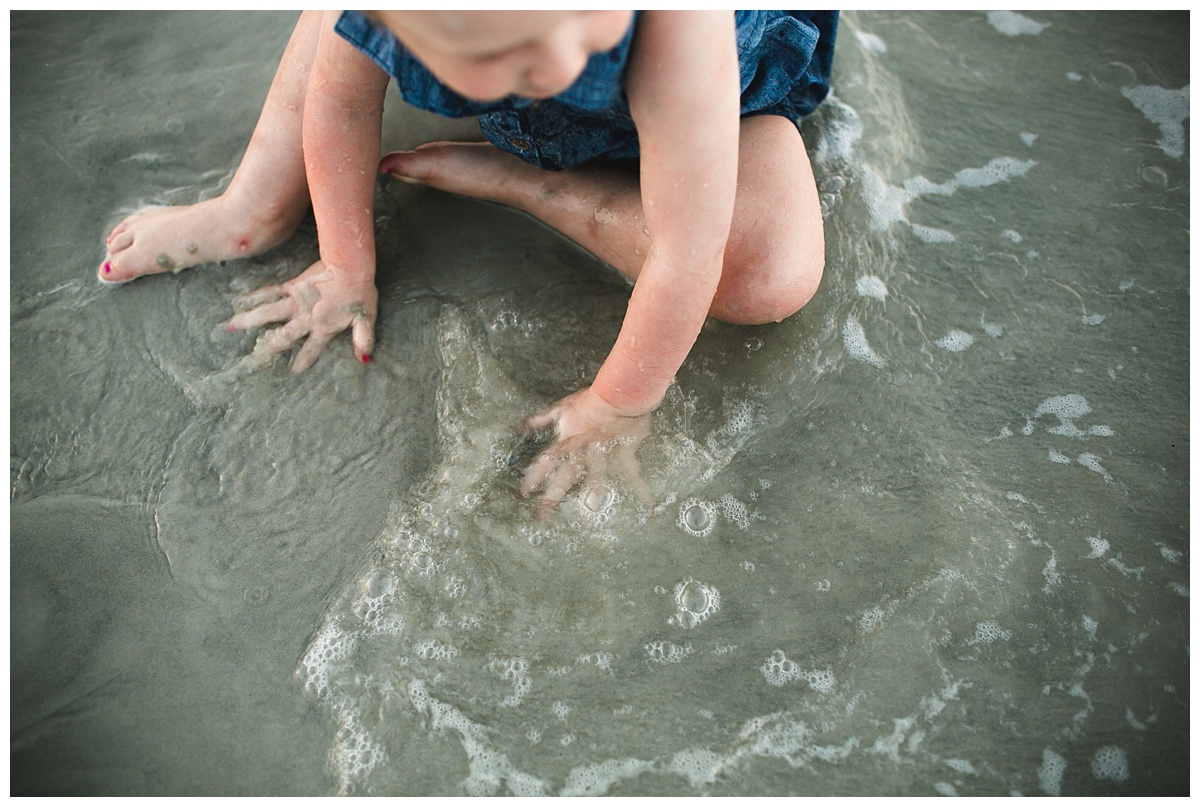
left=334, top=11, right=837, bottom=172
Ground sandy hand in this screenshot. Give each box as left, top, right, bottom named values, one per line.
left=519, top=387, right=654, bottom=518
left=225, top=259, right=376, bottom=374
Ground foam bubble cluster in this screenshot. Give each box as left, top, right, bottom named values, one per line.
left=717, top=494, right=751, bottom=530
left=1091, top=746, right=1130, bottom=782
left=1077, top=453, right=1113, bottom=483
left=935, top=330, right=974, bottom=352
left=490, top=656, right=532, bottom=707
left=760, top=650, right=835, bottom=692
left=1033, top=394, right=1113, bottom=438
left=562, top=758, right=655, bottom=797
left=1038, top=748, right=1067, bottom=795
left=645, top=640, right=693, bottom=665
left=415, top=639, right=460, bottom=662
left=844, top=315, right=886, bottom=368
left=855, top=275, right=888, bottom=300
left=858, top=607, right=884, bottom=634
left=298, top=620, right=354, bottom=701
left=966, top=620, right=1012, bottom=646
left=862, top=157, right=1036, bottom=241
left=1122, top=84, right=1190, bottom=159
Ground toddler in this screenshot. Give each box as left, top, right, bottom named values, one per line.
left=98, top=10, right=837, bottom=509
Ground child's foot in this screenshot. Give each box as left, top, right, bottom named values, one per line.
left=380, top=142, right=550, bottom=208
left=98, top=196, right=305, bottom=285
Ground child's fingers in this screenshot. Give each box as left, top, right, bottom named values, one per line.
left=522, top=408, right=560, bottom=436
left=226, top=298, right=295, bottom=332
left=537, top=461, right=584, bottom=515
left=290, top=330, right=333, bottom=375
left=232, top=285, right=287, bottom=312
left=520, top=451, right=557, bottom=498
left=264, top=319, right=309, bottom=355
left=351, top=316, right=375, bottom=363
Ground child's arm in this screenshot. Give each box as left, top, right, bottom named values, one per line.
left=594, top=10, right=740, bottom=414
left=521, top=11, right=740, bottom=506
left=228, top=12, right=391, bottom=372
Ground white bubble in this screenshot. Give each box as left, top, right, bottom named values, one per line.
left=855, top=275, right=888, bottom=300
left=1067, top=71, right=1084, bottom=82
left=1001, top=229, right=1023, bottom=242
left=583, top=485, right=613, bottom=513
left=854, top=30, right=887, bottom=54
left=411, top=551, right=435, bottom=575
left=678, top=499, right=716, bottom=537
left=1020, top=132, right=1039, bottom=146
left=987, top=11, right=1049, bottom=36
left=935, top=330, right=974, bottom=352
left=843, top=315, right=886, bottom=368
left=1091, top=746, right=1130, bottom=782
left=911, top=224, right=956, bottom=243
left=672, top=578, right=721, bottom=628
left=1082, top=313, right=1106, bottom=325
left=364, top=572, right=394, bottom=600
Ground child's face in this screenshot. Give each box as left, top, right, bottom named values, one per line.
left=373, top=11, right=633, bottom=102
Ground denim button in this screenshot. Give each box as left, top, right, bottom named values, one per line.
left=508, top=137, right=531, bottom=150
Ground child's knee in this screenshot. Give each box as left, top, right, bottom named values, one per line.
left=711, top=241, right=824, bottom=326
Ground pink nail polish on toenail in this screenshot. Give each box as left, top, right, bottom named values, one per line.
left=103, top=262, right=111, bottom=273
left=362, top=354, right=372, bottom=364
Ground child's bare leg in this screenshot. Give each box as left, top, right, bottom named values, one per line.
left=99, top=11, right=323, bottom=284
left=381, top=114, right=823, bottom=324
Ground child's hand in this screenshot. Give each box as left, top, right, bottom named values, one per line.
left=519, top=387, right=654, bottom=518
left=225, top=259, right=376, bottom=373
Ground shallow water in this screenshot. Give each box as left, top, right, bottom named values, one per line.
left=10, top=11, right=1189, bottom=796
